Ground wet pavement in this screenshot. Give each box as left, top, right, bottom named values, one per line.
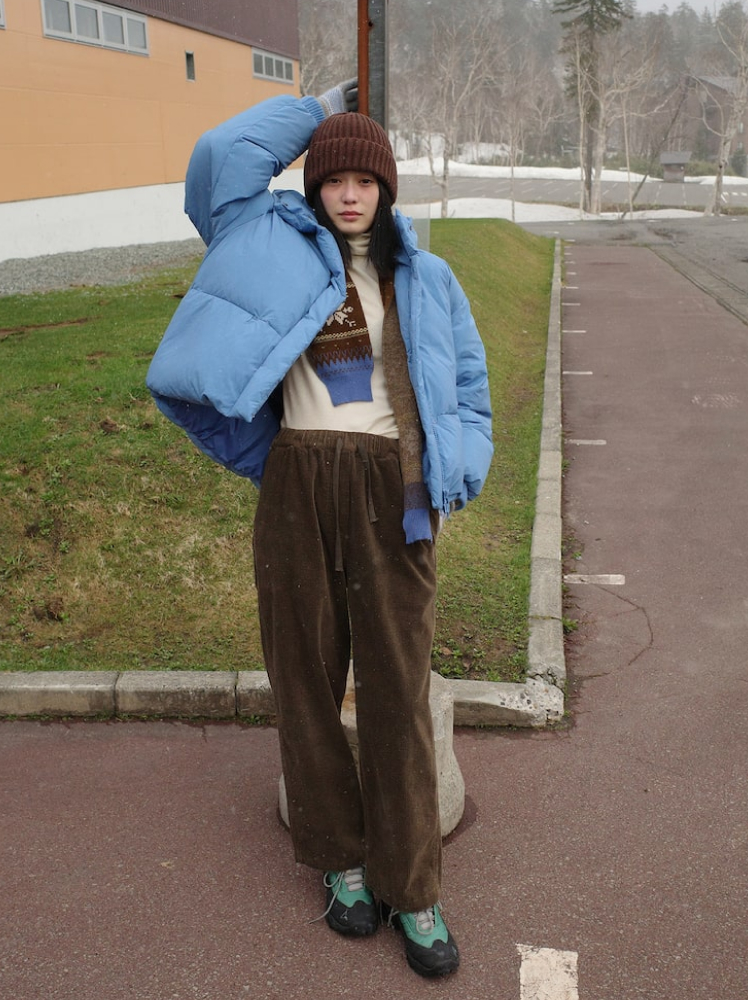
left=2, top=233, right=748, bottom=999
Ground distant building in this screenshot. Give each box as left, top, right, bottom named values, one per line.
left=660, top=151, right=691, bottom=182
left=0, top=0, right=300, bottom=204
left=685, top=75, right=748, bottom=166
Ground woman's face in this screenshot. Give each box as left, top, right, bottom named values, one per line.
left=319, top=171, right=380, bottom=236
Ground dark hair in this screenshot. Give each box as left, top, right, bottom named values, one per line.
left=311, top=181, right=400, bottom=279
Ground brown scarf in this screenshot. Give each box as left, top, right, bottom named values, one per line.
left=380, top=279, right=432, bottom=543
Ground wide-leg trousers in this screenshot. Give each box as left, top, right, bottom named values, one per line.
left=252, top=428, right=442, bottom=911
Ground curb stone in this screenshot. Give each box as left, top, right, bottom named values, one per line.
left=0, top=241, right=566, bottom=728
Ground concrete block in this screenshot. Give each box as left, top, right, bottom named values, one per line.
left=0, top=671, right=117, bottom=717
left=525, top=678, right=565, bottom=725
left=535, top=477, right=561, bottom=518
left=527, top=616, right=566, bottom=686
left=115, top=671, right=236, bottom=718
left=452, top=677, right=563, bottom=728
left=236, top=671, right=276, bottom=719
left=537, top=449, right=562, bottom=483
left=542, top=385, right=561, bottom=422
left=531, top=512, right=562, bottom=562
left=529, top=557, right=563, bottom=620
left=540, top=421, right=562, bottom=455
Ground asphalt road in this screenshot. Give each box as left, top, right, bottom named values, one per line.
left=398, top=173, right=748, bottom=212
left=519, top=216, right=748, bottom=327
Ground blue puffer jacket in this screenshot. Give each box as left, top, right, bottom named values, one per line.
left=146, top=95, right=493, bottom=514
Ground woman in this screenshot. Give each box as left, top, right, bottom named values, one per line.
left=146, top=81, right=493, bottom=978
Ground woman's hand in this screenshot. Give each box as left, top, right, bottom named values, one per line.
left=317, top=79, right=359, bottom=116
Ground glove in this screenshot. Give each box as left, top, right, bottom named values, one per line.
left=317, top=78, right=358, bottom=116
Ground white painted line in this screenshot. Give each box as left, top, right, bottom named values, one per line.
left=564, top=286, right=579, bottom=290
left=564, top=302, right=581, bottom=306
left=563, top=371, right=593, bottom=375
left=564, top=573, right=626, bottom=585
left=517, top=944, right=579, bottom=1000
left=566, top=439, right=607, bottom=445
left=562, top=329, right=587, bottom=334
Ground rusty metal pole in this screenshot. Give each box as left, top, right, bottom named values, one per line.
left=357, top=0, right=370, bottom=117
left=358, top=0, right=387, bottom=127
left=367, top=0, right=388, bottom=128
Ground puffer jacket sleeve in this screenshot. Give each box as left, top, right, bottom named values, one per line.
left=185, top=95, right=326, bottom=245
left=146, top=95, right=337, bottom=486
left=448, top=270, right=494, bottom=505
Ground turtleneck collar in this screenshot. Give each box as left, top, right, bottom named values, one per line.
left=347, top=232, right=371, bottom=258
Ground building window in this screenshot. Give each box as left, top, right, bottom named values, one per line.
left=185, top=51, right=195, bottom=81
left=41, top=0, right=148, bottom=54
left=252, top=48, right=293, bottom=84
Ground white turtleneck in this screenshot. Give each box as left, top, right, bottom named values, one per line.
left=281, top=233, right=399, bottom=438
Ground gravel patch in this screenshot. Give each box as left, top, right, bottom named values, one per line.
left=0, top=239, right=205, bottom=297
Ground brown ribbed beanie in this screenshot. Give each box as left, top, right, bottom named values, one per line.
left=304, top=113, right=398, bottom=204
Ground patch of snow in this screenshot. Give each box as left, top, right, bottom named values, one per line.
left=397, top=197, right=702, bottom=223
left=396, top=156, right=748, bottom=186
left=397, top=157, right=649, bottom=183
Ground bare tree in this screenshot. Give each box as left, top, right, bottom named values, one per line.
left=698, top=7, right=748, bottom=214
left=496, top=48, right=565, bottom=221
left=565, top=24, right=597, bottom=214
left=588, top=25, right=665, bottom=214
left=420, top=8, right=503, bottom=217
left=523, top=64, right=568, bottom=162
left=297, top=0, right=356, bottom=96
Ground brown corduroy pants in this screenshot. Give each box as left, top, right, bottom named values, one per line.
left=252, top=428, right=442, bottom=911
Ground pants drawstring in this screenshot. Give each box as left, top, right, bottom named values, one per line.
left=356, top=442, right=379, bottom=526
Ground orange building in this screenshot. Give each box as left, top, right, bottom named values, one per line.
left=0, top=0, right=301, bottom=204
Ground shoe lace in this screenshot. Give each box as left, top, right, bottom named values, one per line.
left=414, top=907, right=437, bottom=934
left=339, top=866, right=366, bottom=894
left=310, top=866, right=367, bottom=924
left=385, top=902, right=442, bottom=935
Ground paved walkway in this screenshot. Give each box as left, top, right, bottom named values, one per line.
left=2, top=241, right=748, bottom=999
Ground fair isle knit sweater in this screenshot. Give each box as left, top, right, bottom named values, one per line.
left=281, top=233, right=398, bottom=438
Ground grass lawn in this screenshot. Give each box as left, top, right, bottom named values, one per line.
left=0, top=220, right=554, bottom=681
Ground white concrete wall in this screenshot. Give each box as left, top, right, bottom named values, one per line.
left=0, top=171, right=306, bottom=263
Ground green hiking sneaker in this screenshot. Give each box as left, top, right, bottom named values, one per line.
left=323, top=867, right=379, bottom=937
left=391, top=904, right=460, bottom=977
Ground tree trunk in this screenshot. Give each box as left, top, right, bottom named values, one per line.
left=705, top=142, right=728, bottom=216
left=591, top=119, right=606, bottom=215
left=622, top=104, right=634, bottom=218
left=440, top=140, right=451, bottom=219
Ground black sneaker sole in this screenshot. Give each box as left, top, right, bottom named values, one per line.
left=389, top=911, right=460, bottom=977
left=324, top=901, right=379, bottom=937
left=405, top=946, right=460, bottom=978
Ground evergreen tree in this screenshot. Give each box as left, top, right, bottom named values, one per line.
left=553, top=0, right=630, bottom=210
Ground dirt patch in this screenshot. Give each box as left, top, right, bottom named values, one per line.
left=0, top=317, right=91, bottom=341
